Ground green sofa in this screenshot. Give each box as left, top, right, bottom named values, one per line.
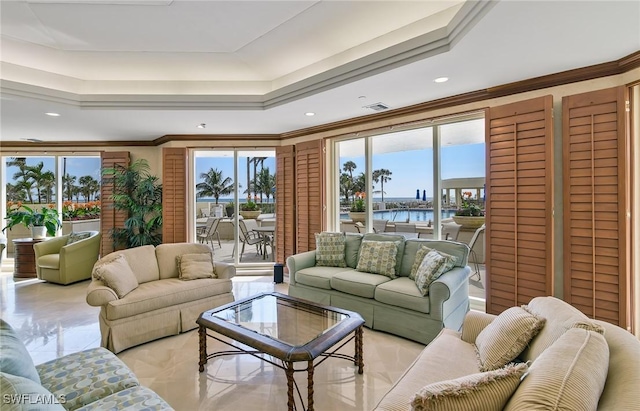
left=286, top=233, right=471, bottom=345
left=0, top=319, right=173, bottom=410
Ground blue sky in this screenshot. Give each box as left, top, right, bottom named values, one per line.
left=5, top=157, right=101, bottom=181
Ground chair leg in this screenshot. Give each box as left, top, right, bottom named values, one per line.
left=470, top=250, right=481, bottom=281
left=214, top=233, right=221, bottom=248
left=240, top=242, right=246, bottom=262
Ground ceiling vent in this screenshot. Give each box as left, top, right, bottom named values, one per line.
left=363, top=102, right=390, bottom=111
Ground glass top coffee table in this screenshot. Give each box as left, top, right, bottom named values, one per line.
left=197, top=292, right=365, bottom=411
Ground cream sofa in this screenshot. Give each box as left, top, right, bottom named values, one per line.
left=375, top=296, right=640, bottom=410
left=286, top=233, right=471, bottom=345
left=0, top=319, right=173, bottom=410
left=86, top=243, right=235, bottom=353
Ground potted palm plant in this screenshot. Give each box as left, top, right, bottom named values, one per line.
left=2, top=203, right=62, bottom=239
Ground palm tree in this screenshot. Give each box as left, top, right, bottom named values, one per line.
left=342, top=161, right=357, bottom=181
left=196, top=168, right=234, bottom=204
left=39, top=171, right=56, bottom=203
left=26, top=162, right=46, bottom=203
left=63, top=174, right=76, bottom=201
left=255, top=168, right=275, bottom=203
left=79, top=176, right=99, bottom=201
left=8, top=157, right=34, bottom=203
left=373, top=168, right=392, bottom=201
left=339, top=173, right=352, bottom=203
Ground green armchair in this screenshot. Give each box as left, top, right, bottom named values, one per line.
left=33, top=231, right=101, bottom=285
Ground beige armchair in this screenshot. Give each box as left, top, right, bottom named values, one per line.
left=33, top=231, right=101, bottom=285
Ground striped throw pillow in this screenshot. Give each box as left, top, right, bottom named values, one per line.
left=475, top=306, right=545, bottom=371
left=411, top=362, right=529, bottom=411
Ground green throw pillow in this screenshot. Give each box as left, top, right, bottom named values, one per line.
left=410, top=245, right=433, bottom=280
left=414, top=249, right=456, bottom=296
left=315, top=232, right=347, bottom=267
left=355, top=240, right=400, bottom=278
left=66, top=231, right=91, bottom=245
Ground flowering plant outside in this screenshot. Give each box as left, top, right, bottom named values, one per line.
left=62, top=200, right=101, bottom=221
left=350, top=192, right=366, bottom=212
left=455, top=191, right=484, bottom=216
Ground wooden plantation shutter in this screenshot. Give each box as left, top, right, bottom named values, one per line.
left=100, top=151, right=129, bottom=256
left=276, top=145, right=296, bottom=263
left=162, top=147, right=187, bottom=243
left=562, top=86, right=630, bottom=328
left=486, top=96, right=554, bottom=315
left=295, top=140, right=324, bottom=253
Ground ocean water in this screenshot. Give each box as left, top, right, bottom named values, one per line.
left=341, top=209, right=456, bottom=222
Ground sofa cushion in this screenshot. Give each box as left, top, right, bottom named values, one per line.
left=74, top=386, right=174, bottom=411
left=505, top=328, right=609, bottom=411
left=296, top=266, right=352, bottom=290
left=0, top=372, right=65, bottom=411
left=475, top=306, right=545, bottom=371
left=411, top=362, right=529, bottom=411
left=105, top=278, right=233, bottom=320
left=414, top=249, right=456, bottom=296
left=374, top=277, right=430, bottom=314
left=37, top=254, right=60, bottom=269
left=362, top=233, right=406, bottom=274
left=36, top=347, right=139, bottom=411
left=93, top=254, right=139, bottom=298
left=400, top=239, right=469, bottom=277
left=177, top=252, right=216, bottom=280
left=520, top=296, right=600, bottom=362
left=409, top=245, right=432, bottom=280
left=0, top=319, right=41, bottom=384
left=356, top=240, right=401, bottom=277
left=156, top=243, right=214, bottom=279
left=314, top=232, right=347, bottom=267
left=344, top=233, right=364, bottom=268
left=93, top=245, right=159, bottom=284
left=330, top=271, right=391, bottom=299
left=66, top=231, right=92, bottom=245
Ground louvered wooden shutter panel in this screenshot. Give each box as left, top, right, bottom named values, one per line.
left=563, top=86, right=630, bottom=328
left=295, top=140, right=324, bottom=253
left=100, top=151, right=129, bottom=256
left=162, top=147, right=187, bottom=244
left=276, top=145, right=296, bottom=263
left=486, top=96, right=554, bottom=315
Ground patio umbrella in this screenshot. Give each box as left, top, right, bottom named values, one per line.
left=416, top=189, right=420, bottom=200
left=422, top=190, right=426, bottom=202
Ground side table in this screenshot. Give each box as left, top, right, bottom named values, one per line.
left=13, top=238, right=46, bottom=279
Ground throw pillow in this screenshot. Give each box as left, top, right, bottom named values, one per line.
left=315, top=232, right=347, bottom=267
left=355, top=240, right=400, bottom=278
left=409, top=245, right=433, bottom=280
left=177, top=252, right=217, bottom=280
left=0, top=320, right=41, bottom=384
left=0, top=372, right=65, bottom=411
left=504, top=328, right=609, bottom=411
left=414, top=249, right=456, bottom=296
left=66, top=231, right=91, bottom=245
left=475, top=306, right=545, bottom=371
left=411, top=362, right=529, bottom=411
left=93, top=254, right=139, bottom=298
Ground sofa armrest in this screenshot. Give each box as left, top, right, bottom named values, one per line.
left=214, top=262, right=235, bottom=280
left=428, top=266, right=470, bottom=320
left=461, top=310, right=497, bottom=343
left=33, top=236, right=68, bottom=258
left=286, top=251, right=317, bottom=286
left=86, top=279, right=118, bottom=306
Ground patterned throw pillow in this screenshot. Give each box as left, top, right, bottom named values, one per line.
left=66, top=231, right=91, bottom=245
left=315, top=232, right=347, bottom=267
left=177, top=252, right=217, bottom=280
left=411, top=363, right=529, bottom=411
left=414, top=249, right=456, bottom=296
left=409, top=245, right=433, bottom=280
left=93, top=254, right=139, bottom=298
left=356, top=240, right=400, bottom=278
left=475, top=306, right=546, bottom=371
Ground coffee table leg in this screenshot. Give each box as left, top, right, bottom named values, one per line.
left=198, top=325, right=207, bottom=372
left=356, top=326, right=364, bottom=374
left=307, top=360, right=315, bottom=411
left=286, top=361, right=295, bottom=411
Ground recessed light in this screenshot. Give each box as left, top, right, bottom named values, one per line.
left=197, top=123, right=206, bottom=129
left=45, top=112, right=60, bottom=117
left=434, top=77, right=449, bottom=83
left=305, top=112, right=315, bottom=116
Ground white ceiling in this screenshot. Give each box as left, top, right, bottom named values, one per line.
left=0, top=0, right=638, bottom=143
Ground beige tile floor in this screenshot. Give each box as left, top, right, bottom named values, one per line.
left=0, top=255, right=485, bottom=411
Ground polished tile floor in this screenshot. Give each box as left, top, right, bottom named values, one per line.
left=0, top=257, right=439, bottom=411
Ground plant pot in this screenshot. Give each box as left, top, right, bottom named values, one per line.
left=349, top=212, right=366, bottom=223
left=239, top=210, right=261, bottom=220
left=452, top=216, right=485, bottom=229
left=31, top=226, right=47, bottom=239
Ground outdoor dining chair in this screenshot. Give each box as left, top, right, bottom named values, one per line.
left=467, top=224, right=486, bottom=281
left=236, top=219, right=264, bottom=261
left=442, top=222, right=462, bottom=241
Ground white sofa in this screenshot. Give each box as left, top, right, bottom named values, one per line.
left=86, top=243, right=235, bottom=353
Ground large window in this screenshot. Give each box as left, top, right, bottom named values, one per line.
left=193, top=149, right=276, bottom=267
